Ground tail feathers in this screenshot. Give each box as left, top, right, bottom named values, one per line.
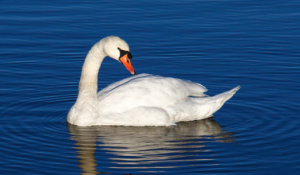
left=198, top=85, right=240, bottom=119
left=212, top=85, right=240, bottom=104
left=172, top=86, right=240, bottom=122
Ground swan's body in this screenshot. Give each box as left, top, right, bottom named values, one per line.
left=67, top=36, right=240, bottom=126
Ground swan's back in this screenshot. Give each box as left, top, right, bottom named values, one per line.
left=97, top=74, right=207, bottom=114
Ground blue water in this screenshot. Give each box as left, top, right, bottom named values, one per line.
left=1, top=1, right=300, bottom=174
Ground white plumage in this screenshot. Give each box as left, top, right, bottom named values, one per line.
left=67, top=36, right=240, bottom=126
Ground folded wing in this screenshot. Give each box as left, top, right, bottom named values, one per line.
left=97, top=74, right=207, bottom=114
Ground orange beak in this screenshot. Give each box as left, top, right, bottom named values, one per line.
left=120, top=54, right=136, bottom=75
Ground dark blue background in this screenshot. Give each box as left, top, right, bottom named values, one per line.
left=1, top=1, right=300, bottom=174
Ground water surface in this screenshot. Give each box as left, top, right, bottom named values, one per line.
left=1, top=1, right=300, bottom=174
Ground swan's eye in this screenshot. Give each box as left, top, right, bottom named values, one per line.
left=127, top=52, right=133, bottom=59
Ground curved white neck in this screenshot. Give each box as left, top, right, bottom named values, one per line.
left=78, top=41, right=106, bottom=100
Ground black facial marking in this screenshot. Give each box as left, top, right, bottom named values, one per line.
left=118, top=47, right=133, bottom=60
left=118, top=47, right=127, bottom=58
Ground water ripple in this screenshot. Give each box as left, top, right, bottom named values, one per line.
left=1, top=76, right=300, bottom=174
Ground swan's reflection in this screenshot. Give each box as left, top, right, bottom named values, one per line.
left=68, top=118, right=234, bottom=174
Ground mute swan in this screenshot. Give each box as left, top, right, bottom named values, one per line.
left=67, top=36, right=240, bottom=126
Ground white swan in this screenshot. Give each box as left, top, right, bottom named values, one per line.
left=67, top=36, right=240, bottom=126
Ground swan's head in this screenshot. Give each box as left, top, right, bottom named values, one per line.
left=101, top=36, right=135, bottom=75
